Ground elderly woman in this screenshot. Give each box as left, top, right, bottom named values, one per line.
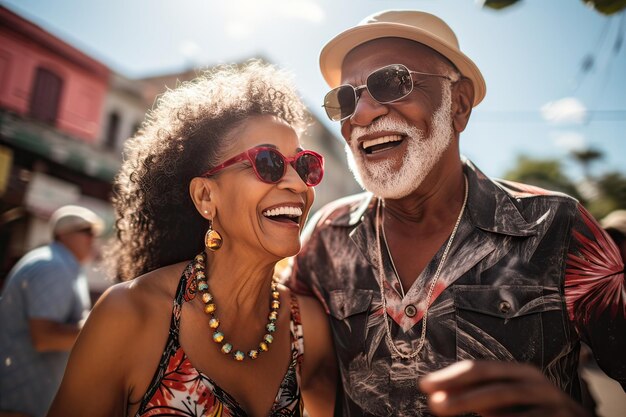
left=48, top=61, right=336, bottom=417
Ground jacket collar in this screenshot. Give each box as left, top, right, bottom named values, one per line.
left=463, top=159, right=540, bottom=237
left=331, top=158, right=541, bottom=238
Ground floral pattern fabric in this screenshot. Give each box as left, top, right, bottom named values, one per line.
left=136, top=262, right=304, bottom=416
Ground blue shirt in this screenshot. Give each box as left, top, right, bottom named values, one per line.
left=0, top=242, right=91, bottom=417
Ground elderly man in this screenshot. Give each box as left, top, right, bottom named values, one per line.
left=0, top=205, right=103, bottom=417
left=289, top=10, right=625, bottom=417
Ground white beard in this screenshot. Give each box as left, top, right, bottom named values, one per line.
left=346, top=83, right=454, bottom=199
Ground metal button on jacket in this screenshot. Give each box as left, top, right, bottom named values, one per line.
left=404, top=304, right=417, bottom=317
left=499, top=301, right=512, bottom=314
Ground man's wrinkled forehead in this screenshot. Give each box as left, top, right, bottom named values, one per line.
left=340, top=37, right=458, bottom=81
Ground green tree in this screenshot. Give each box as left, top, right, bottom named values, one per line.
left=479, top=0, right=522, bottom=10
left=582, top=0, right=626, bottom=15
left=505, top=155, right=626, bottom=219
left=588, top=171, right=626, bottom=217
left=504, top=155, right=583, bottom=201
left=479, top=0, right=626, bottom=15
left=571, top=148, right=603, bottom=180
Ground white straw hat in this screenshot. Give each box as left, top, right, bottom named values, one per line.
left=319, top=10, right=486, bottom=107
left=49, top=205, right=104, bottom=237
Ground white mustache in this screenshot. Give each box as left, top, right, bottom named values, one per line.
left=350, top=118, right=423, bottom=143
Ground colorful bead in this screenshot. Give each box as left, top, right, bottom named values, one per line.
left=193, top=251, right=280, bottom=363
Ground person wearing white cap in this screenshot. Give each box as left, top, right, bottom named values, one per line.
left=0, top=205, right=103, bottom=417
left=289, top=9, right=625, bottom=417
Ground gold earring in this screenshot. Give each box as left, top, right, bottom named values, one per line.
left=205, top=220, right=223, bottom=251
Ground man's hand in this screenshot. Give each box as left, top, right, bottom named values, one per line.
left=418, top=360, right=592, bottom=417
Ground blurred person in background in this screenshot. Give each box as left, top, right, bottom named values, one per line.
left=0, top=205, right=103, bottom=417
left=47, top=61, right=336, bottom=417
left=289, top=9, right=625, bottom=417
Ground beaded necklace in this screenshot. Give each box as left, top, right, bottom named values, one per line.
left=193, top=252, right=280, bottom=362
left=375, top=175, right=468, bottom=360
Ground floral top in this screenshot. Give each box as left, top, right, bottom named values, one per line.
left=136, top=261, right=305, bottom=416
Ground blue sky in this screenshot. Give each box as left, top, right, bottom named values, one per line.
left=3, top=0, right=625, bottom=182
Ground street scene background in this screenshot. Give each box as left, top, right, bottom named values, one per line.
left=0, top=1, right=624, bottom=416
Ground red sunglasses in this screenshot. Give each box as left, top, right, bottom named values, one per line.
left=203, top=147, right=324, bottom=186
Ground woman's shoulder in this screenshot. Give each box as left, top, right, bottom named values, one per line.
left=91, top=261, right=190, bottom=330
left=291, top=291, right=326, bottom=320
left=275, top=285, right=326, bottom=317
left=282, top=288, right=329, bottom=345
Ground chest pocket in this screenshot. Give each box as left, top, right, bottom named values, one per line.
left=453, top=285, right=564, bottom=367
left=328, top=289, right=373, bottom=357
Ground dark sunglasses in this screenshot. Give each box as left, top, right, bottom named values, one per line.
left=203, top=146, right=324, bottom=186
left=75, top=228, right=95, bottom=237
left=323, top=63, right=453, bottom=122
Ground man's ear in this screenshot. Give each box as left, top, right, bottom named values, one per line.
left=189, top=177, right=216, bottom=220
left=451, top=77, right=474, bottom=133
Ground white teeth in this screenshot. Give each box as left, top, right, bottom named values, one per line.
left=361, top=135, right=403, bottom=150
left=262, top=206, right=303, bottom=218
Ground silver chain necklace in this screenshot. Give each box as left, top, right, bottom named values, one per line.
left=375, top=175, right=468, bottom=360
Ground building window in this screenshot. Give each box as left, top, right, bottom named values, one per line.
left=105, top=112, right=120, bottom=149
left=29, top=67, right=63, bottom=124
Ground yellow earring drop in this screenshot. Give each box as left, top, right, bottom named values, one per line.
left=205, top=219, right=223, bottom=251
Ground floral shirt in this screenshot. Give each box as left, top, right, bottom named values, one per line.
left=136, top=261, right=305, bottom=416
left=289, top=159, right=625, bottom=417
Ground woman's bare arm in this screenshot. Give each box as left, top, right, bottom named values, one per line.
left=47, top=282, right=147, bottom=417
left=297, top=294, right=337, bottom=417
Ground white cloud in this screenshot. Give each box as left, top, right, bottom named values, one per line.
left=541, top=97, right=588, bottom=124
left=551, top=131, right=586, bottom=151
left=179, top=40, right=201, bottom=60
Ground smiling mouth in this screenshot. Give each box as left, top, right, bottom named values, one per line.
left=361, top=135, right=404, bottom=155
left=262, top=206, right=303, bottom=224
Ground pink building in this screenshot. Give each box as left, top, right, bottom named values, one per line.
left=0, top=6, right=109, bottom=140
left=0, top=6, right=116, bottom=282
